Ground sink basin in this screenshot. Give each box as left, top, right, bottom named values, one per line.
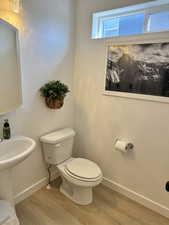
left=0, top=136, right=36, bottom=171
left=0, top=136, right=36, bottom=205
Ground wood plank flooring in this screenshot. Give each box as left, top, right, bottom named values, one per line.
left=16, top=180, right=169, bottom=225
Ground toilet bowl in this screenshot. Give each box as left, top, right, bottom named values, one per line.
left=57, top=158, right=102, bottom=205
left=40, top=128, right=103, bottom=205
left=0, top=201, right=19, bottom=225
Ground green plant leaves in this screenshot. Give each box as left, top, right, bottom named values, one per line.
left=40, top=80, right=70, bottom=100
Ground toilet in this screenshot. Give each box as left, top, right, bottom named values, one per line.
left=0, top=201, right=19, bottom=225
left=40, top=128, right=103, bottom=205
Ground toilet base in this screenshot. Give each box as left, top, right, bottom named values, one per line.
left=60, top=178, right=93, bottom=205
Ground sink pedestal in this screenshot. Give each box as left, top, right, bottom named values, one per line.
left=0, top=169, right=14, bottom=205
left=0, top=136, right=36, bottom=224
left=0, top=136, right=36, bottom=205
left=0, top=170, right=20, bottom=224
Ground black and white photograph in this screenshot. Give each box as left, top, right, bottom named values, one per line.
left=105, top=43, right=169, bottom=97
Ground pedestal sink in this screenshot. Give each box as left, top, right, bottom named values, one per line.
left=0, top=136, right=36, bottom=205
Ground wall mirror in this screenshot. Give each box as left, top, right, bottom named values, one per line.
left=0, top=19, right=22, bottom=115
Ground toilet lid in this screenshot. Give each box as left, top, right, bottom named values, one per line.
left=65, top=158, right=102, bottom=179
left=0, top=201, right=12, bottom=224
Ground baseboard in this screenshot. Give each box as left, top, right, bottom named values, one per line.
left=102, top=177, right=169, bottom=219
left=14, top=177, right=48, bottom=204
left=14, top=171, right=59, bottom=204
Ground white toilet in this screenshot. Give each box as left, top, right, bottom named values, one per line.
left=0, top=201, right=19, bottom=225
left=40, top=128, right=103, bottom=205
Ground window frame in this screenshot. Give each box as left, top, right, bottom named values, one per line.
left=92, top=0, right=169, bottom=39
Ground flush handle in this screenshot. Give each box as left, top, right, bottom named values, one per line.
left=55, top=144, right=62, bottom=148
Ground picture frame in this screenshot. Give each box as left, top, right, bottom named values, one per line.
left=103, top=31, right=169, bottom=103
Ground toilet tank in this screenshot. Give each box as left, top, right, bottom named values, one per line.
left=40, top=128, right=75, bottom=165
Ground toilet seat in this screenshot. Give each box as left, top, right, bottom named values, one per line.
left=65, top=158, right=102, bottom=181
left=64, top=168, right=102, bottom=182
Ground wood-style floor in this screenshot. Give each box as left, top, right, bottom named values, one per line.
left=16, top=180, right=169, bottom=225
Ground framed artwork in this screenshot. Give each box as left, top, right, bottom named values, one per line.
left=104, top=40, right=169, bottom=103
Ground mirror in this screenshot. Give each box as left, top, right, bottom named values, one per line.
left=0, top=19, right=22, bottom=115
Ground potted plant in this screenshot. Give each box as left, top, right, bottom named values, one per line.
left=40, top=80, right=70, bottom=109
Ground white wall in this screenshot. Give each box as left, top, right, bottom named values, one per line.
left=74, top=0, right=169, bottom=216
left=0, top=0, right=76, bottom=196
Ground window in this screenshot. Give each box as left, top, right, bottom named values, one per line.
left=148, top=11, right=169, bottom=32
left=102, top=13, right=145, bottom=38
left=92, top=0, right=169, bottom=39
left=102, top=18, right=119, bottom=38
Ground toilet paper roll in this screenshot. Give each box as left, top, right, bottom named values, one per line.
left=115, top=140, right=134, bottom=153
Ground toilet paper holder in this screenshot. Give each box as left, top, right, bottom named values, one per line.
left=114, top=139, right=134, bottom=152
left=126, top=143, right=134, bottom=150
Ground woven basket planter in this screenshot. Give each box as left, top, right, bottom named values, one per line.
left=45, top=98, right=64, bottom=109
